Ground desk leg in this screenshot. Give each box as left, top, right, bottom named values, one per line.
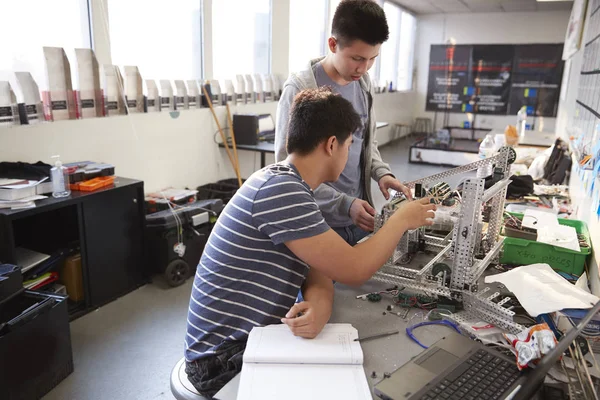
left=261, top=152, right=266, bottom=168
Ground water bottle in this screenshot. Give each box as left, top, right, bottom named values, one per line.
left=50, top=155, right=71, bottom=198
left=517, top=106, right=527, bottom=139
left=477, top=134, right=495, bottom=178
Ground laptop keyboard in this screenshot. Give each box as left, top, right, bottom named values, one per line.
left=419, top=349, right=520, bottom=400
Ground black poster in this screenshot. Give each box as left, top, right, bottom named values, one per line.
left=425, top=43, right=564, bottom=117
left=508, top=44, right=564, bottom=117
left=469, top=45, right=514, bottom=115
left=426, top=45, right=471, bottom=112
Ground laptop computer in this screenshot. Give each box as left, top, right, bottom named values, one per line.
left=375, top=300, right=600, bottom=400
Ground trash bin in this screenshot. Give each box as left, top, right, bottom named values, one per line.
left=197, top=178, right=245, bottom=204
left=145, top=199, right=223, bottom=287
left=0, top=264, right=74, bottom=400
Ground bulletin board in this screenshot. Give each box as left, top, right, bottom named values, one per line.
left=425, top=43, right=565, bottom=118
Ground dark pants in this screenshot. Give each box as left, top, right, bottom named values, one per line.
left=333, top=224, right=370, bottom=246
left=185, top=341, right=246, bottom=398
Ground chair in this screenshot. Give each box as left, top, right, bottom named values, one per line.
left=170, top=357, right=207, bottom=400
left=170, top=357, right=240, bottom=400
left=393, top=123, right=413, bottom=140
left=413, top=118, right=433, bottom=135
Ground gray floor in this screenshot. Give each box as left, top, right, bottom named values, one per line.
left=43, top=138, right=447, bottom=400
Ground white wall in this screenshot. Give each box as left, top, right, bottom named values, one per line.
left=554, top=4, right=600, bottom=292
left=414, top=11, right=571, bottom=132
left=0, top=90, right=414, bottom=192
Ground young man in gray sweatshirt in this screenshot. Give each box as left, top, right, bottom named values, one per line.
left=275, top=0, right=412, bottom=245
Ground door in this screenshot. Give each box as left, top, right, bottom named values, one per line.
left=82, top=184, right=144, bottom=307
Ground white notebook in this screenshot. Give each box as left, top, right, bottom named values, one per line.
left=237, top=323, right=372, bottom=400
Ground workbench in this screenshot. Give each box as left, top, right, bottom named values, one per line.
left=330, top=280, right=452, bottom=395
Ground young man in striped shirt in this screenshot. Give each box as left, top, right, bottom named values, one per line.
left=185, top=87, right=435, bottom=398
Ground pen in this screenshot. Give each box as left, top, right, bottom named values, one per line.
left=354, top=330, right=399, bottom=342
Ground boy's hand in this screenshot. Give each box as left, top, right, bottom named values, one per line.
left=349, top=199, right=375, bottom=232
left=281, top=301, right=331, bottom=339
left=378, top=175, right=413, bottom=200
left=393, top=198, right=437, bottom=230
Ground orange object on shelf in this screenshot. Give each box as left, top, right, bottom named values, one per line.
left=71, top=176, right=115, bottom=192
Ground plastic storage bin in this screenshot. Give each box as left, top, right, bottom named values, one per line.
left=197, top=178, right=245, bottom=204
left=0, top=264, right=73, bottom=400
left=145, top=199, right=223, bottom=286
left=500, top=213, right=591, bottom=276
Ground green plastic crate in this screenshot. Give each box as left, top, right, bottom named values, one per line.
left=500, top=213, right=592, bottom=276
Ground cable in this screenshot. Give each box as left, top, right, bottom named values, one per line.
left=406, top=320, right=462, bottom=349
left=213, top=127, right=231, bottom=144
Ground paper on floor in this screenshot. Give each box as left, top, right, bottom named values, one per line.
left=484, top=263, right=599, bottom=317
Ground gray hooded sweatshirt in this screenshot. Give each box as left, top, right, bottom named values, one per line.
left=275, top=57, right=393, bottom=227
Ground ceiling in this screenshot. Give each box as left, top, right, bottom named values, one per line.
left=390, top=0, right=573, bottom=14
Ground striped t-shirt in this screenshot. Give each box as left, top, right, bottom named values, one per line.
left=185, top=163, right=331, bottom=362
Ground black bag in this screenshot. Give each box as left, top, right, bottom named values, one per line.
left=507, top=175, right=534, bottom=198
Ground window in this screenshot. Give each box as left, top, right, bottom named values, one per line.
left=108, top=0, right=203, bottom=80
left=379, top=2, right=401, bottom=90
left=212, top=0, right=271, bottom=79
left=289, top=0, right=329, bottom=73
left=397, top=11, right=416, bottom=91
left=0, top=0, right=91, bottom=92
left=377, top=1, right=416, bottom=91
left=327, top=0, right=342, bottom=36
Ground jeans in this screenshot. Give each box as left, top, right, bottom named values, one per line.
left=185, top=341, right=246, bottom=398
left=333, top=224, right=370, bottom=246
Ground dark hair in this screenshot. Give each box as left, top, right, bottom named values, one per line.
left=286, top=87, right=361, bottom=156
left=332, top=0, right=389, bottom=47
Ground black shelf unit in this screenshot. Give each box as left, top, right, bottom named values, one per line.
left=0, top=177, right=147, bottom=320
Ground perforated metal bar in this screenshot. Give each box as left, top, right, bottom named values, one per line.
left=371, top=272, right=453, bottom=298
left=468, top=237, right=505, bottom=283
left=462, top=292, right=525, bottom=334
left=450, top=179, right=485, bottom=289
left=486, top=185, right=509, bottom=244
left=403, top=153, right=506, bottom=189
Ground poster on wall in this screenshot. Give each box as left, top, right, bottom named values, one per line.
left=425, top=43, right=564, bottom=118
left=508, top=44, right=564, bottom=117
left=468, top=45, right=514, bottom=115
left=563, top=0, right=589, bottom=60
left=425, top=45, right=471, bottom=112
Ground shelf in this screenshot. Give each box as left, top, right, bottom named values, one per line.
left=581, top=70, right=600, bottom=75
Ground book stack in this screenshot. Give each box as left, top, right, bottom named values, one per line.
left=0, top=178, right=49, bottom=210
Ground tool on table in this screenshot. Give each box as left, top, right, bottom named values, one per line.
left=354, top=330, right=399, bottom=343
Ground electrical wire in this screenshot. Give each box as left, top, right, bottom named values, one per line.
left=406, top=320, right=462, bottom=349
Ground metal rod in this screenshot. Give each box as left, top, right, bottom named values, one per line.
left=481, top=178, right=512, bottom=203
left=416, top=243, right=453, bottom=276
left=354, top=330, right=399, bottom=342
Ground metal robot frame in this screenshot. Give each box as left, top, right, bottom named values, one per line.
left=372, top=146, right=525, bottom=334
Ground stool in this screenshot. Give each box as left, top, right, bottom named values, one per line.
left=413, top=118, right=433, bottom=135
left=393, top=123, right=412, bottom=140
left=170, top=357, right=240, bottom=400
left=170, top=357, right=207, bottom=400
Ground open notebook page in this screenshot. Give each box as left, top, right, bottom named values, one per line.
left=243, top=323, right=363, bottom=365
left=237, top=363, right=372, bottom=400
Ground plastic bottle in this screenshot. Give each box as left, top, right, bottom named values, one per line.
left=477, top=134, right=495, bottom=178
left=51, top=155, right=71, bottom=198
left=517, top=106, right=527, bottom=139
